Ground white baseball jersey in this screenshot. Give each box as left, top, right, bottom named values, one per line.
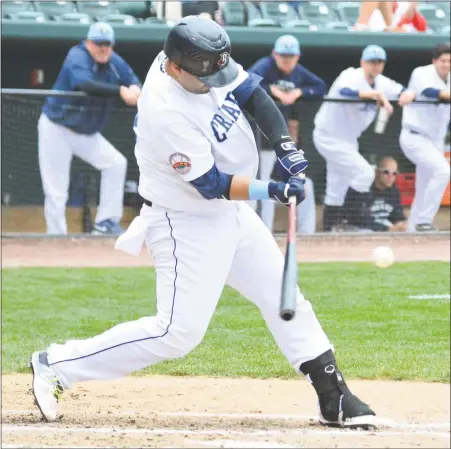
left=314, top=67, right=403, bottom=142
left=134, top=52, right=259, bottom=213
left=402, top=64, right=451, bottom=144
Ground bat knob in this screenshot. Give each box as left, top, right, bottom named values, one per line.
left=280, top=310, right=295, bottom=321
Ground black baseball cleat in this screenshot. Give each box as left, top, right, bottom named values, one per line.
left=300, top=350, right=376, bottom=430
left=318, top=390, right=376, bottom=429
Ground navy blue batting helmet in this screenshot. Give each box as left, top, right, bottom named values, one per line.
left=164, top=16, right=238, bottom=88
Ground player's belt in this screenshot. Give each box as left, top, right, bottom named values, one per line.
left=140, top=195, right=153, bottom=208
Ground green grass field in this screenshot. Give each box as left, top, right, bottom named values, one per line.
left=2, top=262, right=450, bottom=382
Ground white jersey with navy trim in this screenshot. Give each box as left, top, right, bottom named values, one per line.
left=314, top=67, right=403, bottom=141
left=402, top=64, right=450, bottom=143
left=134, top=51, right=259, bottom=212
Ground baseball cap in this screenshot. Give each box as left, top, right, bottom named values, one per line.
left=361, top=45, right=386, bottom=61
left=274, top=35, right=301, bottom=56
left=87, top=22, right=115, bottom=45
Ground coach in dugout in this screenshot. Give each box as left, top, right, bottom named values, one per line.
left=341, top=156, right=407, bottom=232
left=248, top=35, right=326, bottom=233
left=38, top=22, right=141, bottom=235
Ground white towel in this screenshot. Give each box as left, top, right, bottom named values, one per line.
left=114, top=216, right=149, bottom=256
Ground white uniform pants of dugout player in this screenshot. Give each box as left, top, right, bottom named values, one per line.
left=46, top=201, right=332, bottom=389
left=258, top=150, right=316, bottom=234
left=399, top=129, right=450, bottom=231
left=313, top=128, right=375, bottom=207
left=38, top=114, right=127, bottom=234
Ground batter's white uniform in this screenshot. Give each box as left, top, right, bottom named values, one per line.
left=38, top=115, right=127, bottom=234
left=399, top=64, right=450, bottom=230
left=313, top=67, right=404, bottom=207
left=45, top=52, right=332, bottom=388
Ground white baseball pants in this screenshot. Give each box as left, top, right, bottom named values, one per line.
left=258, top=150, right=316, bottom=234
left=47, top=201, right=332, bottom=389
left=399, top=129, right=450, bottom=231
left=38, top=114, right=127, bottom=234
left=313, top=128, right=375, bottom=206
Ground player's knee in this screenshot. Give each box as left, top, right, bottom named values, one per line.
left=163, top=322, right=206, bottom=358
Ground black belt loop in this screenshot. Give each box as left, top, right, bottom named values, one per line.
left=139, top=195, right=152, bottom=208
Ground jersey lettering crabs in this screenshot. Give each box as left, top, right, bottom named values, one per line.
left=210, top=92, right=241, bottom=143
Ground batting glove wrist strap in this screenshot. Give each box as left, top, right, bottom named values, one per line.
left=274, top=138, right=309, bottom=182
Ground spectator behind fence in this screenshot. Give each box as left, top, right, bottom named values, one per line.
left=354, top=1, right=427, bottom=33
left=312, top=45, right=416, bottom=232
left=342, top=157, right=407, bottom=232
left=247, top=35, right=325, bottom=233
left=399, top=43, right=451, bottom=232
left=39, top=23, right=142, bottom=236
left=182, top=0, right=218, bottom=19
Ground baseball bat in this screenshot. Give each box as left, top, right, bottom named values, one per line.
left=280, top=195, right=298, bottom=321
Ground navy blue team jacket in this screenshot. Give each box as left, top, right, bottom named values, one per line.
left=247, top=55, right=326, bottom=120
left=42, top=41, right=141, bottom=135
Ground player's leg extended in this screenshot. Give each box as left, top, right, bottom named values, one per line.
left=74, top=134, right=127, bottom=227
left=32, top=203, right=239, bottom=420
left=400, top=130, right=450, bottom=230
left=226, top=203, right=375, bottom=428
left=37, top=114, right=74, bottom=234
left=258, top=150, right=277, bottom=232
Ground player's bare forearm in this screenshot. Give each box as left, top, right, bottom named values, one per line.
left=229, top=176, right=252, bottom=200
left=439, top=90, right=450, bottom=102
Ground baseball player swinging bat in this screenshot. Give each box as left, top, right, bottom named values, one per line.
left=280, top=173, right=305, bottom=321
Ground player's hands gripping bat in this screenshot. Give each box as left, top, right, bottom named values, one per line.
left=279, top=173, right=306, bottom=321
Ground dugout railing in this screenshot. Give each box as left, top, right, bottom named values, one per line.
left=1, top=89, right=449, bottom=234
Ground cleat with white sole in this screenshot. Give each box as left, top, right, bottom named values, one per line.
left=29, top=351, right=63, bottom=422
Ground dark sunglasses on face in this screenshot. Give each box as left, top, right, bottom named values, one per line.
left=379, top=169, right=398, bottom=176
left=94, top=41, right=112, bottom=48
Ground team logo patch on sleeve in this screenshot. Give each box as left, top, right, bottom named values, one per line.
left=169, top=153, right=191, bottom=175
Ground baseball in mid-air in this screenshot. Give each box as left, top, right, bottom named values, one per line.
left=372, top=246, right=395, bottom=268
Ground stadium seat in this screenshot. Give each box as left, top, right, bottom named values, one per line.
left=33, top=1, right=77, bottom=20
left=6, top=11, right=46, bottom=22
left=416, top=3, right=448, bottom=32
left=1, top=1, right=35, bottom=15
left=101, top=13, right=137, bottom=25
left=325, top=20, right=352, bottom=30
left=297, top=1, right=337, bottom=26
left=248, top=17, right=278, bottom=27
left=424, top=1, right=450, bottom=14
left=76, top=1, right=119, bottom=19
left=114, top=2, right=150, bottom=19
left=282, top=18, right=316, bottom=30
left=243, top=1, right=263, bottom=22
left=55, top=12, right=93, bottom=23
left=259, top=2, right=299, bottom=26
left=143, top=16, right=168, bottom=25
left=333, top=2, right=360, bottom=25
left=220, top=1, right=246, bottom=26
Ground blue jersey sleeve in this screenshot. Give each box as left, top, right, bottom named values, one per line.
left=190, top=164, right=233, bottom=200
left=111, top=53, right=142, bottom=87
left=297, top=66, right=326, bottom=98
left=232, top=72, right=263, bottom=107
left=65, top=48, right=95, bottom=89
